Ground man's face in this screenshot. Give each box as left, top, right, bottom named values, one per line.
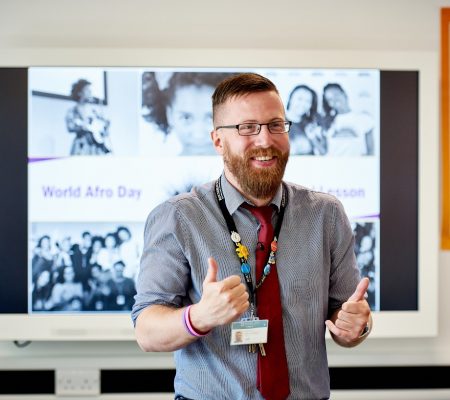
left=82, top=234, right=92, bottom=248
left=212, top=91, right=290, bottom=200
left=113, top=263, right=125, bottom=279
left=167, top=84, right=214, bottom=155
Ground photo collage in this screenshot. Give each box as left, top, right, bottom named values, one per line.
left=28, top=67, right=380, bottom=313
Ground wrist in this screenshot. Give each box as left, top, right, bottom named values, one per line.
left=358, top=313, right=373, bottom=339
left=183, top=305, right=211, bottom=337
left=344, top=314, right=372, bottom=347
left=359, top=324, right=370, bottom=337
left=189, top=303, right=213, bottom=333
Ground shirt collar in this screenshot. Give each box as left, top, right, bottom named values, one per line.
left=220, top=173, right=283, bottom=215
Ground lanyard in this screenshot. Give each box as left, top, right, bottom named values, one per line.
left=214, top=178, right=287, bottom=308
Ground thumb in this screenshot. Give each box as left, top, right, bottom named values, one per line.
left=204, top=257, right=218, bottom=284
left=348, top=277, right=369, bottom=302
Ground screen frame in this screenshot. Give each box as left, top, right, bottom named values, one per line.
left=0, top=49, right=439, bottom=340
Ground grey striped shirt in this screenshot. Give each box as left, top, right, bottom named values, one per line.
left=132, top=174, right=360, bottom=400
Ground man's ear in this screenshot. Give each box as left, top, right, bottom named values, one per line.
left=211, top=129, right=224, bottom=155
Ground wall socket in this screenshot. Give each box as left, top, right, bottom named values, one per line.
left=55, top=368, right=100, bottom=396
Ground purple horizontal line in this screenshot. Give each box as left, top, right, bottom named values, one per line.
left=353, top=213, right=380, bottom=219
left=28, top=157, right=64, bottom=163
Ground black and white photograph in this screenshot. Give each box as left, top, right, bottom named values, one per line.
left=277, top=70, right=379, bottom=157
left=320, top=82, right=375, bottom=156
left=285, top=84, right=326, bottom=155
left=29, top=221, right=143, bottom=313
left=139, top=70, right=234, bottom=156
left=352, top=220, right=379, bottom=311
left=28, top=68, right=140, bottom=158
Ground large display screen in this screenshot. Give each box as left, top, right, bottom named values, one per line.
left=0, top=64, right=422, bottom=340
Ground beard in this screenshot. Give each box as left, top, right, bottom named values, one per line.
left=223, top=143, right=289, bottom=200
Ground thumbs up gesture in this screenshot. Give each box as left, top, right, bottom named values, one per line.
left=189, top=257, right=250, bottom=333
left=325, top=277, right=372, bottom=346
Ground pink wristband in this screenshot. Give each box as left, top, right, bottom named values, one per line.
left=183, top=305, right=210, bottom=337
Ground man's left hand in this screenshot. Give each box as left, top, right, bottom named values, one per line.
left=325, top=277, right=372, bottom=346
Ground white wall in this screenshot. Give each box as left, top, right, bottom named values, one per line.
left=0, top=0, right=445, bottom=52
left=0, top=0, right=449, bottom=373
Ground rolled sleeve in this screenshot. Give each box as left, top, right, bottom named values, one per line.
left=131, top=201, right=190, bottom=325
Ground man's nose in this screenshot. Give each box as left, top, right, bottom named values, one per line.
left=254, top=124, right=275, bottom=147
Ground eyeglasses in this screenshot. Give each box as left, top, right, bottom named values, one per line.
left=215, top=121, right=292, bottom=136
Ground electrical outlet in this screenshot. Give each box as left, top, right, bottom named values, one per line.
left=55, top=369, right=100, bottom=396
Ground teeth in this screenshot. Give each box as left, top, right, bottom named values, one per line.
left=254, top=156, right=272, bottom=161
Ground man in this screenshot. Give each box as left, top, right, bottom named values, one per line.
left=132, top=73, right=372, bottom=399
left=71, top=231, right=93, bottom=288
left=111, top=260, right=137, bottom=311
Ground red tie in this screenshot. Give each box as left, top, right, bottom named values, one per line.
left=246, top=205, right=290, bottom=400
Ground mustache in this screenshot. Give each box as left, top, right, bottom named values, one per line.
left=245, top=146, right=283, bottom=159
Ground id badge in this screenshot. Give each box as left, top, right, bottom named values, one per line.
left=230, top=319, right=268, bottom=346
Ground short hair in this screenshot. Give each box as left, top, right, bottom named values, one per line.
left=212, top=73, right=279, bottom=122
left=116, top=226, right=131, bottom=236
left=91, top=235, right=105, bottom=247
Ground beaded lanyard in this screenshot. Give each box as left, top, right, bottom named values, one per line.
left=214, top=178, right=287, bottom=308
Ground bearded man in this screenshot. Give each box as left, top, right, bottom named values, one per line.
left=132, top=73, right=372, bottom=400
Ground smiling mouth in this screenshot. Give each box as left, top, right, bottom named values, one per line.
left=252, top=155, right=275, bottom=162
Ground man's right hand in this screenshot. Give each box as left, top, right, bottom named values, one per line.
left=189, top=257, right=250, bottom=333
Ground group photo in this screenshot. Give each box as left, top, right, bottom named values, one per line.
left=29, top=222, right=142, bottom=313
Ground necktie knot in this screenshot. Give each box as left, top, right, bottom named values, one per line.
left=244, top=204, right=273, bottom=226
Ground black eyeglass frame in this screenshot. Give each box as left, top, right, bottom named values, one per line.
left=215, top=121, right=292, bottom=136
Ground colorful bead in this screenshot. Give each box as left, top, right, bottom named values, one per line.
left=236, top=243, right=249, bottom=259
left=271, top=241, right=278, bottom=252
left=241, top=263, right=251, bottom=274
left=263, top=264, right=271, bottom=275
left=269, top=255, right=276, bottom=264
left=231, top=231, right=241, bottom=243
